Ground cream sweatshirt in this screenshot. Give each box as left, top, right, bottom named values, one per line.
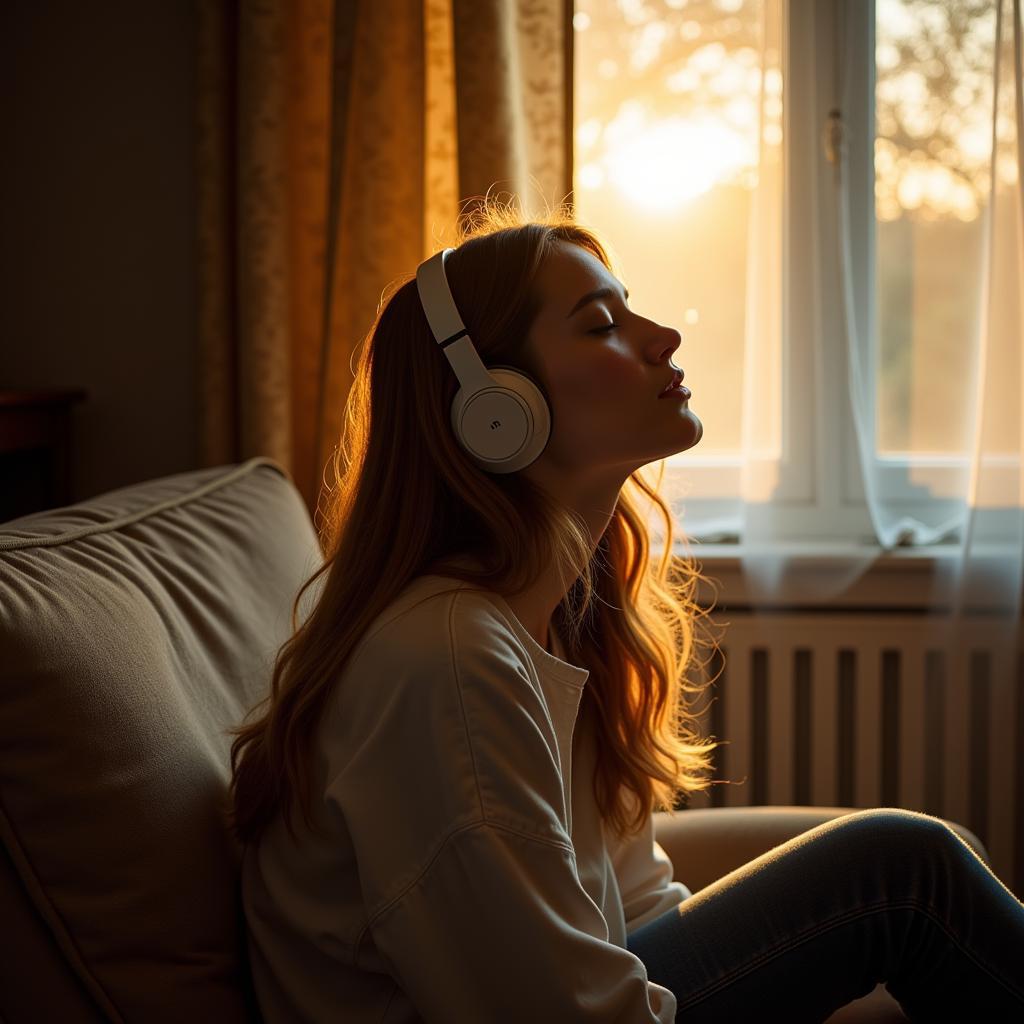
left=242, top=574, right=692, bottom=1022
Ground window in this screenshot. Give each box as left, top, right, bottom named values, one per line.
left=866, top=0, right=1000, bottom=514
left=572, top=0, right=1000, bottom=545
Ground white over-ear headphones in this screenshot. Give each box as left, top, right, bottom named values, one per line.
left=415, top=247, right=551, bottom=474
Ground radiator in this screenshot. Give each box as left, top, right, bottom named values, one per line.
left=680, top=611, right=1024, bottom=901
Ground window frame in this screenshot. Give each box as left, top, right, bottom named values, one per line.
left=641, top=0, right=988, bottom=561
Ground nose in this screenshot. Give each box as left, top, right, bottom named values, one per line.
left=657, top=324, right=682, bottom=363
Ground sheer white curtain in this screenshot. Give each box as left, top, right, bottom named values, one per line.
left=688, top=0, right=1022, bottom=667
left=840, top=0, right=1023, bottom=665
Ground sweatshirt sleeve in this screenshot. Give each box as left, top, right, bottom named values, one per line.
left=608, top=806, right=693, bottom=935
left=327, top=592, right=676, bottom=1022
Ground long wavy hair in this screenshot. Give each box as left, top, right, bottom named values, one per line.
left=226, top=197, right=725, bottom=849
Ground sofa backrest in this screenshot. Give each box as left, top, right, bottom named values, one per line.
left=0, top=458, right=323, bottom=1023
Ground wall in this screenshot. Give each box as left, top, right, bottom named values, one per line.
left=1, top=1, right=198, bottom=502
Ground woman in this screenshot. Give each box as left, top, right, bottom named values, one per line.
left=227, top=200, right=1024, bottom=1022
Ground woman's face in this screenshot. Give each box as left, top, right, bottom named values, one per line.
left=522, top=240, right=702, bottom=487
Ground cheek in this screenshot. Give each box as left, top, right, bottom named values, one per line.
left=558, top=352, right=644, bottom=404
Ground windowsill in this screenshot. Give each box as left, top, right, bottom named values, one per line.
left=666, top=542, right=982, bottom=612
left=684, top=541, right=962, bottom=567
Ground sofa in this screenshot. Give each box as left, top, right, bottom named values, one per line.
left=0, top=457, right=990, bottom=1022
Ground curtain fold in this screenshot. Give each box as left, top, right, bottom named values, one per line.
left=195, top=0, right=573, bottom=515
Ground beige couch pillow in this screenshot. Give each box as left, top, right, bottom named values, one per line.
left=0, top=457, right=322, bottom=1022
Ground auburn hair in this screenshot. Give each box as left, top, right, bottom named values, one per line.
left=226, top=196, right=726, bottom=849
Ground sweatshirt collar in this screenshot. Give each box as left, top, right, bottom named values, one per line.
left=483, top=591, right=590, bottom=688
left=418, top=574, right=590, bottom=688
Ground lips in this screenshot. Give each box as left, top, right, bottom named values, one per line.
left=658, top=369, right=685, bottom=397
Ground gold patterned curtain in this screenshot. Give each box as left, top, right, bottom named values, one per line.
left=194, top=0, right=575, bottom=515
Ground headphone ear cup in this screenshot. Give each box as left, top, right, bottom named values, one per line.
left=451, top=366, right=551, bottom=474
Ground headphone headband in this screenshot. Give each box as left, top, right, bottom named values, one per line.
left=416, top=249, right=499, bottom=397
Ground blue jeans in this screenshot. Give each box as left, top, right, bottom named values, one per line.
left=625, top=808, right=1024, bottom=1021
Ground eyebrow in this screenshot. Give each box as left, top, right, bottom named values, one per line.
left=565, top=284, right=629, bottom=319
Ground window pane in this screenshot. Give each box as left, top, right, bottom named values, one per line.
left=874, top=0, right=997, bottom=456
left=572, top=0, right=779, bottom=457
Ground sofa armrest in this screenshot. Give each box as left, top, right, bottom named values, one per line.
left=652, top=805, right=991, bottom=895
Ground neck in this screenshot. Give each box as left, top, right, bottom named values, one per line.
left=503, top=477, right=622, bottom=653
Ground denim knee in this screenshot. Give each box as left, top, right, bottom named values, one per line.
left=826, top=807, right=964, bottom=862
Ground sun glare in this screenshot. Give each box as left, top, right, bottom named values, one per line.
left=601, top=114, right=748, bottom=212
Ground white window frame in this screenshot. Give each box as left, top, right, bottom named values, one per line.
left=655, top=0, right=985, bottom=561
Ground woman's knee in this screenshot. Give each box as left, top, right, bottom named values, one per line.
left=827, top=806, right=961, bottom=858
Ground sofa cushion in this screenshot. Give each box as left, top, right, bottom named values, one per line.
left=0, top=457, right=322, bottom=1022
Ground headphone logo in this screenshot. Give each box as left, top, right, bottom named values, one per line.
left=490, top=420, right=501, bottom=430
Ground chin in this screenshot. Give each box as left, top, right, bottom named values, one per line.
left=675, top=411, right=703, bottom=450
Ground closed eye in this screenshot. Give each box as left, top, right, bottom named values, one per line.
left=589, top=323, right=617, bottom=335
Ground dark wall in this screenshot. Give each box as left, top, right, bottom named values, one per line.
left=1, top=1, right=199, bottom=503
